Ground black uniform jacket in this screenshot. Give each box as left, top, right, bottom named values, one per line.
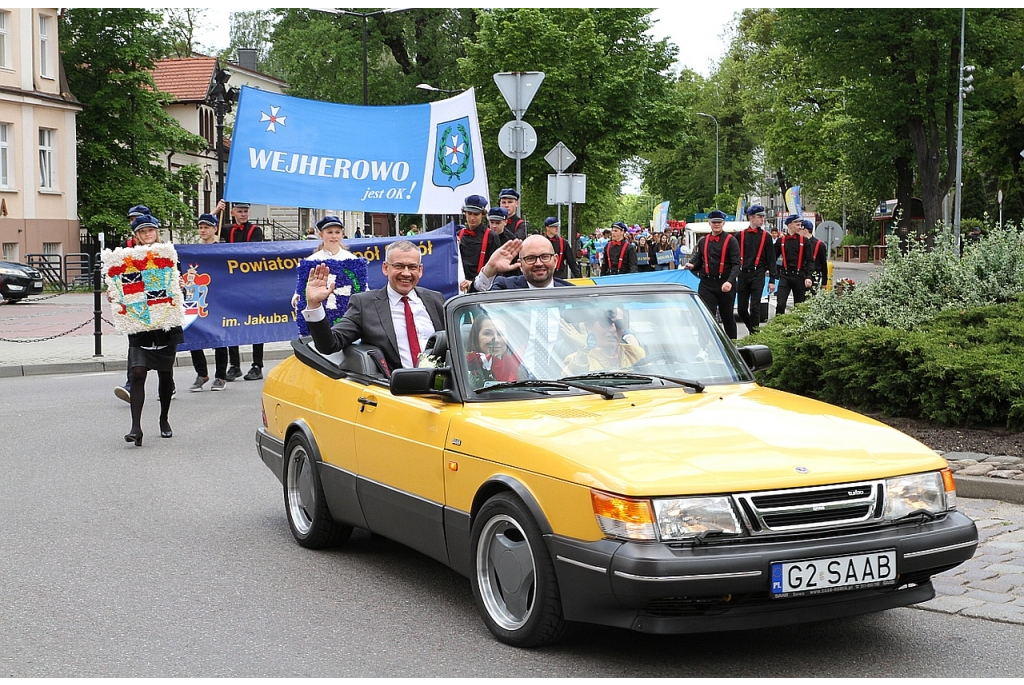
left=602, top=240, right=638, bottom=276
left=459, top=225, right=501, bottom=281
left=547, top=234, right=581, bottom=279
left=738, top=227, right=778, bottom=283
left=777, top=235, right=816, bottom=280
left=224, top=221, right=264, bottom=243
left=806, top=236, right=829, bottom=287
left=688, top=232, right=740, bottom=283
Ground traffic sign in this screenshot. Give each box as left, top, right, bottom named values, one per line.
left=493, top=71, right=545, bottom=120
left=817, top=220, right=846, bottom=252
left=544, top=142, right=576, bottom=173
left=498, top=120, right=538, bottom=159
left=547, top=174, right=587, bottom=205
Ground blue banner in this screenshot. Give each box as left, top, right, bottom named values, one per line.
left=224, top=87, right=489, bottom=213
left=176, top=224, right=460, bottom=351
left=587, top=269, right=770, bottom=299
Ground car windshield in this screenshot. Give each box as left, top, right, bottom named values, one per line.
left=451, top=288, right=753, bottom=398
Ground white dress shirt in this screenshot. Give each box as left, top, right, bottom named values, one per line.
left=385, top=285, right=436, bottom=368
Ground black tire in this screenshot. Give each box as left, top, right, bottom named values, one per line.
left=283, top=432, right=352, bottom=549
left=470, top=492, right=570, bottom=647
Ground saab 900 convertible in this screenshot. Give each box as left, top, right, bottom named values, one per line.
left=256, top=284, right=977, bottom=647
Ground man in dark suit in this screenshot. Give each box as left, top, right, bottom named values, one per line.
left=302, top=240, right=444, bottom=373
left=471, top=236, right=576, bottom=291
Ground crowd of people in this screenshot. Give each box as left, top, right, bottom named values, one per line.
left=107, top=189, right=830, bottom=445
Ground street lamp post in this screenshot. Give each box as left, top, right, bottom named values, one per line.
left=696, top=112, right=719, bottom=202
left=954, top=8, right=974, bottom=253
left=205, top=61, right=237, bottom=206
left=330, top=8, right=412, bottom=106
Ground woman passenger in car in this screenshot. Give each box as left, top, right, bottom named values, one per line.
left=466, top=315, right=521, bottom=387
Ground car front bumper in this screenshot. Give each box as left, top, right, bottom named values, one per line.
left=548, top=511, right=977, bottom=633
left=0, top=272, right=44, bottom=299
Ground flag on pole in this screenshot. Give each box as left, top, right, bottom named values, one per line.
left=225, top=86, right=489, bottom=213
left=652, top=201, right=670, bottom=231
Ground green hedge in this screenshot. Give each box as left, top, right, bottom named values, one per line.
left=748, top=296, right=1024, bottom=430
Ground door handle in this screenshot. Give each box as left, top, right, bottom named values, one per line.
left=358, top=397, right=377, bottom=412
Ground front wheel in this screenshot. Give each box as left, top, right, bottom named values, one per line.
left=284, top=432, right=352, bottom=549
left=470, top=492, right=570, bottom=647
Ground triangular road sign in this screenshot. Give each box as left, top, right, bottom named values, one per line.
left=493, top=71, right=545, bottom=119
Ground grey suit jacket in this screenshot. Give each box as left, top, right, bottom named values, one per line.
left=307, top=286, right=445, bottom=372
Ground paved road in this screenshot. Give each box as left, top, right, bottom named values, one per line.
left=2, top=365, right=1023, bottom=676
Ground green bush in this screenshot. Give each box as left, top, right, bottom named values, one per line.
left=751, top=295, right=1024, bottom=430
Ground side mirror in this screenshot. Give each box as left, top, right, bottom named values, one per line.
left=390, top=367, right=451, bottom=395
left=738, top=344, right=773, bottom=372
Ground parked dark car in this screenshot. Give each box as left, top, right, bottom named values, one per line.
left=0, top=260, right=44, bottom=301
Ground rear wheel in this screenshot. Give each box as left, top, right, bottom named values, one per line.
left=284, top=433, right=351, bottom=548
left=470, top=492, right=570, bottom=647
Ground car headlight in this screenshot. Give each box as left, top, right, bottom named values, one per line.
left=653, top=496, right=742, bottom=541
left=0, top=267, right=23, bottom=277
left=883, top=470, right=954, bottom=521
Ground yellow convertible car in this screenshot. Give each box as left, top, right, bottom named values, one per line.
left=256, top=284, right=977, bottom=647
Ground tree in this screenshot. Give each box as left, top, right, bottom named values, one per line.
left=60, top=8, right=207, bottom=238
left=164, top=8, right=208, bottom=58
left=269, top=9, right=476, bottom=105
left=460, top=8, right=679, bottom=230
left=776, top=8, right=1024, bottom=231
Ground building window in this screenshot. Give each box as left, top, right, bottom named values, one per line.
left=2, top=243, right=17, bottom=262
left=39, top=14, right=52, bottom=78
left=0, top=123, right=10, bottom=188
left=0, top=11, right=10, bottom=69
left=38, top=128, right=55, bottom=190
left=43, top=242, right=63, bottom=256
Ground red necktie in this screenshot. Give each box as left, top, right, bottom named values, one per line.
left=402, top=296, right=421, bottom=367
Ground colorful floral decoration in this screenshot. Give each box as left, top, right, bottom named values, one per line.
left=103, top=244, right=184, bottom=335
left=293, top=257, right=368, bottom=336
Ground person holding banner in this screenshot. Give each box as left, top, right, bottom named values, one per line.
left=114, top=203, right=153, bottom=403
left=303, top=240, right=443, bottom=373
left=543, top=217, right=581, bottom=279
left=654, top=233, right=674, bottom=271
left=775, top=215, right=815, bottom=315
left=602, top=222, right=638, bottom=276
left=458, top=194, right=500, bottom=290
left=217, top=200, right=266, bottom=381
left=684, top=210, right=740, bottom=339
left=499, top=188, right=531, bottom=240
left=735, top=205, right=777, bottom=336
left=187, top=213, right=231, bottom=392
left=290, top=215, right=359, bottom=311
left=107, top=214, right=185, bottom=446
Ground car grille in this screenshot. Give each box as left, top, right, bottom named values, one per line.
left=734, top=481, right=884, bottom=535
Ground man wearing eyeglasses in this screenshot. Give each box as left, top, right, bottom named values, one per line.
left=470, top=235, right=576, bottom=291
left=303, top=240, right=444, bottom=373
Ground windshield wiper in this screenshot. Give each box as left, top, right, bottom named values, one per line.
left=895, top=510, right=939, bottom=524
left=475, top=379, right=623, bottom=400
left=561, top=371, right=705, bottom=393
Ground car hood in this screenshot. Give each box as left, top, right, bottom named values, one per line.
left=450, top=384, right=946, bottom=497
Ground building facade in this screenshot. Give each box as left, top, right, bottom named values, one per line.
left=0, top=7, right=81, bottom=263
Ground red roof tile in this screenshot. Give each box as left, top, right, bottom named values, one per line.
left=151, top=57, right=217, bottom=103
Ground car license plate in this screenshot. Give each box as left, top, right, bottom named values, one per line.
left=33, top=280, right=43, bottom=288
left=771, top=550, right=897, bottom=598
